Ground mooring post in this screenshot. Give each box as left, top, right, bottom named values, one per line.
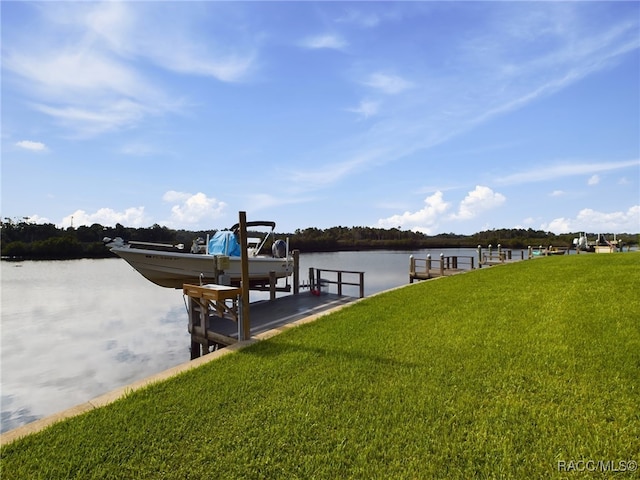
left=293, top=250, right=300, bottom=295
left=477, top=245, right=482, bottom=268
left=269, top=271, right=276, bottom=301
left=200, top=298, right=210, bottom=355
left=359, top=272, right=364, bottom=298
left=309, top=267, right=315, bottom=290
left=409, top=255, right=415, bottom=283
left=188, top=296, right=201, bottom=360
left=337, top=271, right=343, bottom=296
left=238, top=211, right=251, bottom=341
left=440, top=253, right=445, bottom=276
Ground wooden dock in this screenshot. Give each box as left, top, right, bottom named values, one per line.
left=409, top=245, right=527, bottom=282
left=183, top=259, right=365, bottom=359
left=185, top=286, right=359, bottom=358
left=409, top=254, right=474, bottom=282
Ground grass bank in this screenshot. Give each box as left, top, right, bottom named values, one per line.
left=2, top=253, right=639, bottom=479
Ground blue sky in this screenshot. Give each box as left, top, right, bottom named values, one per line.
left=2, top=1, right=639, bottom=235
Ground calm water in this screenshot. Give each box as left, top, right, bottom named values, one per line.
left=0, top=248, right=501, bottom=433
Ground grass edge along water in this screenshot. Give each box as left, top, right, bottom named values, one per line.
left=1, top=253, right=639, bottom=479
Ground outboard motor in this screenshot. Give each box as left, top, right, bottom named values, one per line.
left=103, top=237, right=125, bottom=247
left=191, top=237, right=206, bottom=253
left=272, top=239, right=287, bottom=258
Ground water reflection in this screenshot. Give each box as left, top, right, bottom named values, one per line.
left=1, top=259, right=189, bottom=433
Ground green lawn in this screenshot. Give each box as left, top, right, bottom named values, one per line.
left=2, top=253, right=639, bottom=479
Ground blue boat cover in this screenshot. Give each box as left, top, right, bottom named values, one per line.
left=208, top=231, right=241, bottom=256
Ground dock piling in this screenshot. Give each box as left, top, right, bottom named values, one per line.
left=293, top=250, right=300, bottom=294
left=238, top=211, right=251, bottom=341
left=409, top=253, right=477, bottom=282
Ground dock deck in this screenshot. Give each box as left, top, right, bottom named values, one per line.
left=185, top=286, right=359, bottom=357
left=215, top=293, right=357, bottom=339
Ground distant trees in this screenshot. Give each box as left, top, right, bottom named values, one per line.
left=2, top=219, right=111, bottom=259
left=1, top=217, right=637, bottom=260
left=290, top=226, right=437, bottom=251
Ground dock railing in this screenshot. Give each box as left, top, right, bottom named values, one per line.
left=308, top=267, right=365, bottom=298
left=477, top=244, right=524, bottom=265
left=409, top=254, right=475, bottom=282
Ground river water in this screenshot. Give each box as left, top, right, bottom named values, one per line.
left=0, top=248, right=508, bottom=433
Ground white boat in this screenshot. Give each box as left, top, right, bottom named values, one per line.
left=532, top=246, right=568, bottom=256
left=594, top=233, right=619, bottom=254
left=106, top=221, right=294, bottom=289
left=573, top=233, right=620, bottom=253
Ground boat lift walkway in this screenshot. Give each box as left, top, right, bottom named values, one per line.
left=184, top=212, right=366, bottom=358
left=184, top=272, right=363, bottom=359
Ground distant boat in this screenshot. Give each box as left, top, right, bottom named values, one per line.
left=106, top=221, right=293, bottom=289
left=594, top=233, right=619, bottom=254
left=573, top=233, right=620, bottom=253
left=531, top=246, right=568, bottom=256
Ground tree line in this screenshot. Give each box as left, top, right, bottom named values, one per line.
left=1, top=218, right=637, bottom=260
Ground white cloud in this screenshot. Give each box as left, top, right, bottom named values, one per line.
left=3, top=2, right=254, bottom=137
left=81, top=1, right=256, bottom=82
left=550, top=190, right=565, bottom=197
left=16, top=140, right=47, bottom=152
left=377, top=191, right=450, bottom=234
left=5, top=44, right=172, bottom=137
left=243, top=193, right=315, bottom=212
left=347, top=100, right=379, bottom=119
left=496, top=160, right=640, bottom=185
left=7, top=49, right=145, bottom=100
left=162, top=191, right=190, bottom=203
left=300, top=34, right=347, bottom=50
left=295, top=11, right=640, bottom=193
left=450, top=186, right=506, bottom=220
left=289, top=146, right=390, bottom=188
left=35, top=100, right=152, bottom=137
left=335, top=9, right=382, bottom=28
left=162, top=191, right=227, bottom=226
left=545, top=217, right=572, bottom=234
left=61, top=207, right=148, bottom=228
left=119, top=142, right=157, bottom=157
left=364, top=73, right=412, bottom=94
left=23, top=214, right=52, bottom=224
left=542, top=205, right=640, bottom=233
left=587, top=174, right=600, bottom=186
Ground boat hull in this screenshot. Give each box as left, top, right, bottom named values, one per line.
left=112, top=247, right=293, bottom=289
